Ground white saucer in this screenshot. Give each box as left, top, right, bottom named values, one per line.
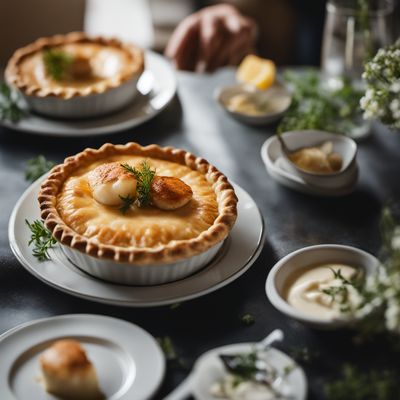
left=0, top=314, right=165, bottom=400
left=261, top=135, right=358, bottom=196
left=9, top=178, right=264, bottom=307
left=0, top=51, right=176, bottom=137
left=166, top=343, right=307, bottom=400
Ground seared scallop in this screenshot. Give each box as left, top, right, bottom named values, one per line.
left=150, top=176, right=193, bottom=210
left=87, top=162, right=137, bottom=206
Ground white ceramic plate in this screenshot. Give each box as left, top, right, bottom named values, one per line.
left=8, top=178, right=264, bottom=307
left=0, top=314, right=165, bottom=400
left=0, top=51, right=176, bottom=137
left=261, top=135, right=358, bottom=196
left=165, top=343, right=307, bottom=400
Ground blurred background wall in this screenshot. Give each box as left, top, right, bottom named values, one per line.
left=0, top=0, right=398, bottom=69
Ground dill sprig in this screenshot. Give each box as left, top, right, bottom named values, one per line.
left=25, top=155, right=55, bottom=182
left=119, top=194, right=135, bottom=214
left=25, top=219, right=56, bottom=261
left=0, top=82, right=24, bottom=123
left=121, top=161, right=156, bottom=207
left=43, top=49, right=73, bottom=81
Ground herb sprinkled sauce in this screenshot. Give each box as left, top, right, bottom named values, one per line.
left=284, top=264, right=363, bottom=320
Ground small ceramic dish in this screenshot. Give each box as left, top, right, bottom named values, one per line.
left=266, top=244, right=379, bottom=329
left=214, top=81, right=292, bottom=126
left=277, top=130, right=358, bottom=189
left=164, top=338, right=307, bottom=400
left=260, top=135, right=358, bottom=196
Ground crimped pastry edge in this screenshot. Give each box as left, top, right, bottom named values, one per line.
left=38, top=142, right=238, bottom=265
left=5, top=32, right=144, bottom=99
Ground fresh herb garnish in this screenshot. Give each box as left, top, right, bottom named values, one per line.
left=277, top=69, right=363, bottom=135
left=43, top=49, right=73, bottom=81
left=289, top=346, right=320, bottom=364
left=26, top=219, right=56, bottom=261
left=240, top=313, right=255, bottom=326
left=220, top=351, right=259, bottom=381
left=0, top=82, right=24, bottom=123
left=121, top=161, right=156, bottom=207
left=325, top=364, right=398, bottom=400
left=25, top=155, right=55, bottom=182
left=119, top=194, right=135, bottom=214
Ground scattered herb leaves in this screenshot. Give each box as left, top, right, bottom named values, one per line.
left=25, top=155, right=55, bottom=182
left=0, top=82, right=24, bottom=123
left=157, top=336, right=187, bottom=369
left=121, top=161, right=156, bottom=207
left=26, top=219, right=56, bottom=261
left=240, top=313, right=255, bottom=326
left=43, top=49, right=73, bottom=81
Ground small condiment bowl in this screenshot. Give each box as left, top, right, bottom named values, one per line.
left=265, top=244, right=379, bottom=329
left=214, top=81, right=292, bottom=126
left=278, top=130, right=358, bottom=189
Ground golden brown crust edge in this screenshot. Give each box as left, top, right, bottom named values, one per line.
left=5, top=31, right=144, bottom=99
left=38, top=142, right=238, bottom=265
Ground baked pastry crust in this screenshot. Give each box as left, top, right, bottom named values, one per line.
left=38, top=143, right=238, bottom=265
left=5, top=32, right=144, bottom=99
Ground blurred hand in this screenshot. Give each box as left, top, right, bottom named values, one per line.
left=165, top=4, right=257, bottom=72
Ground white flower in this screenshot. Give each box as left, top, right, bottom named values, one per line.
left=385, top=298, right=400, bottom=332
left=390, top=99, right=400, bottom=112
left=392, top=227, right=400, bottom=250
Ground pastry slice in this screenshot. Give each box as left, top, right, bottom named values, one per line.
left=40, top=339, right=103, bottom=399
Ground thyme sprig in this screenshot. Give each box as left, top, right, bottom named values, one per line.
left=121, top=161, right=156, bottom=207
left=25, top=155, right=55, bottom=182
left=0, top=82, right=24, bottom=123
left=26, top=219, right=56, bottom=261
left=119, top=194, right=135, bottom=214
left=43, top=49, right=73, bottom=81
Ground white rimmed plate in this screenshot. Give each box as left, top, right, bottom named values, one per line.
left=8, top=178, right=264, bottom=307
left=261, top=135, right=358, bottom=196
left=165, top=343, right=307, bottom=400
left=0, top=314, right=165, bottom=400
left=0, top=51, right=176, bottom=137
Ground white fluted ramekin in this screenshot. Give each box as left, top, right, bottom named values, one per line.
left=61, top=241, right=223, bottom=286
left=20, top=76, right=140, bottom=119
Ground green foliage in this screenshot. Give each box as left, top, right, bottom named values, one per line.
left=325, top=365, right=398, bottom=400
left=25, top=155, right=55, bottom=182
left=277, top=69, right=363, bottom=135
left=0, top=82, right=24, bottom=123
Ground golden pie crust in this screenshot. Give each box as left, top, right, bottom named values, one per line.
left=5, top=32, right=144, bottom=99
left=38, top=143, right=238, bottom=264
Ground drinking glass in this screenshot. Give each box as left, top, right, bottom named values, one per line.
left=321, top=0, right=394, bottom=139
left=322, top=0, right=394, bottom=80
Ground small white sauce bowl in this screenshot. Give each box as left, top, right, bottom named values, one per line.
left=214, top=81, right=292, bottom=126
left=266, top=244, right=379, bottom=329
left=278, top=130, right=358, bottom=189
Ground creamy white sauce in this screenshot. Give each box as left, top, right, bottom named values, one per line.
left=211, top=374, right=275, bottom=400
left=285, top=264, right=362, bottom=320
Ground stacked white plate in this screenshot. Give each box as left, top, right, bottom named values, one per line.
left=261, top=130, right=358, bottom=196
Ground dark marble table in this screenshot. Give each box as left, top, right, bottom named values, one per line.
left=1, top=69, right=399, bottom=399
